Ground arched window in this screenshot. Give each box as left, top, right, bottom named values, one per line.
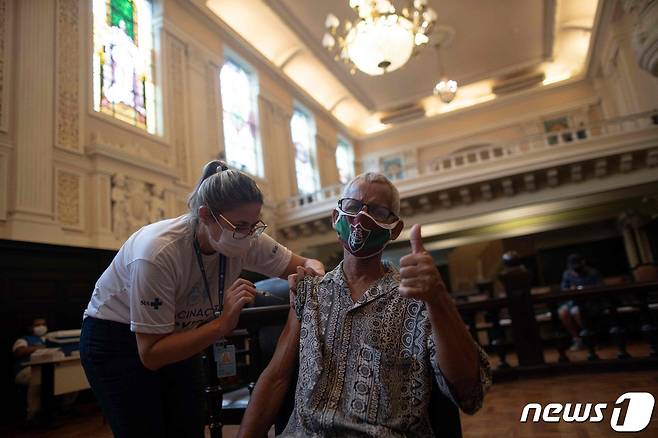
left=92, top=0, right=156, bottom=134
left=336, top=136, right=355, bottom=184
left=291, top=106, right=319, bottom=194
left=220, top=56, right=262, bottom=176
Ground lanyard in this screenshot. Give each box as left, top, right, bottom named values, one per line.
left=193, top=222, right=227, bottom=318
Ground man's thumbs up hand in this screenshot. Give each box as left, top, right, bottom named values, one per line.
left=409, top=224, right=426, bottom=254
left=399, top=224, right=448, bottom=306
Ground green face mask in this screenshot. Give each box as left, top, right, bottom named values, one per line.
left=334, top=210, right=399, bottom=258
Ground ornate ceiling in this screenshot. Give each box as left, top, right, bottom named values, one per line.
left=200, top=0, right=600, bottom=135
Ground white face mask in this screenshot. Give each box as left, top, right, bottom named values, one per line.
left=208, top=212, right=253, bottom=258
left=33, top=325, right=47, bottom=337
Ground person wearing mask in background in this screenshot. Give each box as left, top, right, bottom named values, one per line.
left=559, top=253, right=604, bottom=351
left=12, top=318, right=48, bottom=425
left=80, top=161, right=324, bottom=438
left=239, top=173, right=490, bottom=437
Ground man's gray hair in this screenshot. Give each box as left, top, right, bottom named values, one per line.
left=342, top=172, right=400, bottom=216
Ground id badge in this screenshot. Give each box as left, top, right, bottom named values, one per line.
left=213, top=342, right=236, bottom=378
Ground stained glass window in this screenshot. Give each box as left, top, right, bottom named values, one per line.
left=336, top=136, right=355, bottom=184
left=93, top=0, right=156, bottom=134
left=291, top=107, right=319, bottom=194
left=220, top=57, right=261, bottom=176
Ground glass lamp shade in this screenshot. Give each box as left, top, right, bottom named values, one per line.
left=434, top=78, right=458, bottom=103
left=346, top=16, right=415, bottom=75
left=325, top=13, right=340, bottom=29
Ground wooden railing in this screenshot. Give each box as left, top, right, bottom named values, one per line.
left=457, top=264, right=658, bottom=380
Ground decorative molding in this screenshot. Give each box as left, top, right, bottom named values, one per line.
left=97, top=173, right=112, bottom=233
left=315, top=134, right=333, bottom=152
left=570, top=164, right=583, bottom=182
left=623, top=0, right=658, bottom=76
left=206, top=62, right=221, bottom=154
left=55, top=0, right=81, bottom=153
left=85, top=140, right=177, bottom=179
left=15, top=0, right=55, bottom=218
left=524, top=174, right=537, bottom=191
left=55, top=168, right=83, bottom=230
left=361, top=80, right=598, bottom=143
left=480, top=183, right=493, bottom=201
left=258, top=93, right=292, bottom=121
left=362, top=95, right=601, bottom=159
left=87, top=129, right=173, bottom=165
left=278, top=149, right=658, bottom=244
left=542, top=0, right=557, bottom=59
left=162, top=17, right=221, bottom=66
left=0, top=0, right=11, bottom=133
left=110, top=173, right=168, bottom=241
left=167, top=34, right=191, bottom=185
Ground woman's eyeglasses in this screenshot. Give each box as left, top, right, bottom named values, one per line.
left=337, top=198, right=398, bottom=223
left=211, top=211, right=267, bottom=240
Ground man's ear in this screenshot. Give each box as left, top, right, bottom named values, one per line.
left=391, top=220, right=404, bottom=240
left=331, top=209, right=339, bottom=229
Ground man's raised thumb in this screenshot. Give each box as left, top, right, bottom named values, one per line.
left=409, top=224, right=425, bottom=254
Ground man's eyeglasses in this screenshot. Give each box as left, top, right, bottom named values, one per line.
left=337, top=198, right=398, bottom=223
left=210, top=210, right=267, bottom=240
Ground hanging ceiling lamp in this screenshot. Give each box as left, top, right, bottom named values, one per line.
left=323, top=0, right=437, bottom=76
left=433, top=43, right=458, bottom=103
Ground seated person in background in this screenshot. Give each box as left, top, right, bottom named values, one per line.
left=559, top=253, right=604, bottom=351
left=12, top=318, right=48, bottom=423
left=239, top=173, right=491, bottom=437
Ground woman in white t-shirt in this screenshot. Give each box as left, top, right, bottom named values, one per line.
left=80, top=160, right=324, bottom=437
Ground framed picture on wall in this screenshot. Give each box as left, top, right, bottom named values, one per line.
left=543, top=116, right=572, bottom=145
left=381, top=155, right=405, bottom=180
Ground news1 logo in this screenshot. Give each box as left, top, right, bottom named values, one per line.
left=520, top=392, right=655, bottom=432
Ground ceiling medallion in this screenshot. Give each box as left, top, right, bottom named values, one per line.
left=323, top=0, right=437, bottom=76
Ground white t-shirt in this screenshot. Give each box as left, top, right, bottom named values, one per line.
left=83, top=215, right=292, bottom=334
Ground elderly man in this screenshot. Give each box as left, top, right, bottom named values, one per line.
left=239, top=173, right=491, bottom=437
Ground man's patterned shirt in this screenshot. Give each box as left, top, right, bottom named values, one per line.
left=281, top=262, right=492, bottom=437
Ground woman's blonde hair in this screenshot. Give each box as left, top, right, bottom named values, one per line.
left=187, top=160, right=263, bottom=217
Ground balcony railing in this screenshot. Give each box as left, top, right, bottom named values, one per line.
left=279, top=109, right=658, bottom=215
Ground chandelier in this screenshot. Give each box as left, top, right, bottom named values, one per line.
left=323, top=0, right=437, bottom=76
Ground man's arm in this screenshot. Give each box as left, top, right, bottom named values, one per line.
left=238, top=307, right=301, bottom=437
left=400, top=224, right=490, bottom=413
left=426, top=295, right=489, bottom=413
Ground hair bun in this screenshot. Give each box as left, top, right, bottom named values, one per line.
left=216, top=161, right=229, bottom=173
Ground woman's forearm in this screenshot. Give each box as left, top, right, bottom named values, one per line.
left=136, top=317, right=229, bottom=370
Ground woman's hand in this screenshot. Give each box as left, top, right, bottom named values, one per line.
left=218, top=278, right=257, bottom=336
left=287, top=265, right=323, bottom=309
left=304, top=258, right=326, bottom=276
